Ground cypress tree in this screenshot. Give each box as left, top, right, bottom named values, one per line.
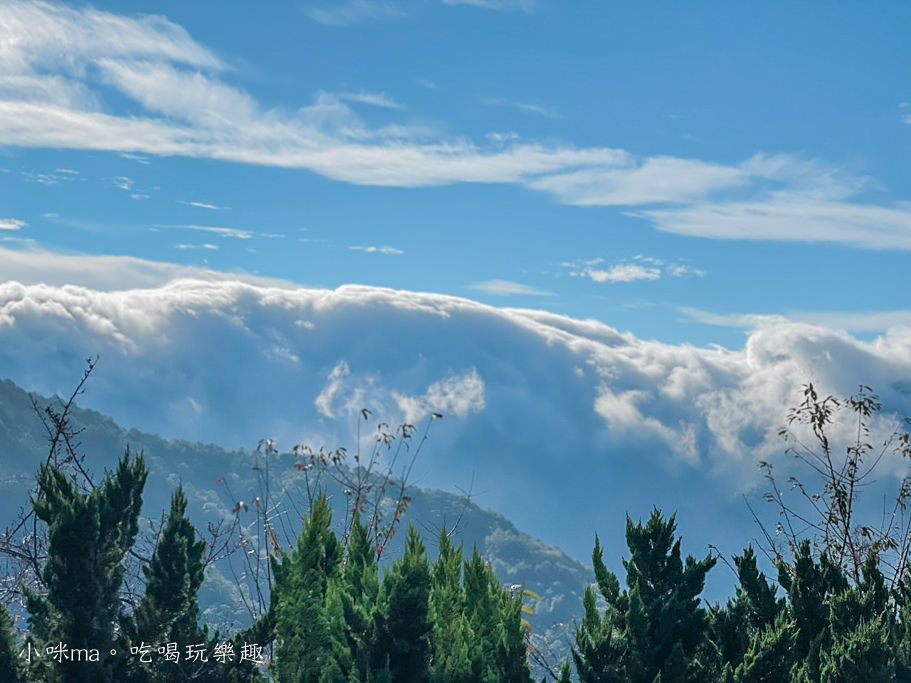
left=429, top=529, right=474, bottom=682
left=463, top=547, right=501, bottom=681
left=571, top=510, right=715, bottom=683
left=819, top=552, right=895, bottom=682
left=0, top=601, right=24, bottom=682
left=375, top=525, right=432, bottom=682
left=572, top=537, right=627, bottom=682
left=271, top=494, right=343, bottom=682
left=335, top=510, right=380, bottom=680
left=26, top=449, right=147, bottom=683
left=733, top=612, right=796, bottom=682
left=495, top=584, right=533, bottom=682
left=123, top=484, right=220, bottom=682
left=710, top=546, right=785, bottom=672
left=776, top=540, right=846, bottom=679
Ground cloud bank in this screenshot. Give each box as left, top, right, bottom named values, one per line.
left=2, top=272, right=911, bottom=555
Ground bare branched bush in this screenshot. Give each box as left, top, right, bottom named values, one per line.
left=0, top=357, right=99, bottom=608
left=751, top=382, right=911, bottom=586
left=215, top=408, right=443, bottom=622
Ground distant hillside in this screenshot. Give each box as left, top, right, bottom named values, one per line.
left=0, top=377, right=586, bottom=665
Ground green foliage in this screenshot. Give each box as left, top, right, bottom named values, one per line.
left=26, top=449, right=146, bottom=682
left=733, top=612, right=795, bottom=682
left=710, top=546, right=785, bottom=672
left=272, top=494, right=343, bottom=681
left=573, top=510, right=716, bottom=683
left=429, top=530, right=474, bottom=681
left=374, top=526, right=432, bottom=681
left=0, top=601, right=24, bottom=682
left=122, top=485, right=212, bottom=681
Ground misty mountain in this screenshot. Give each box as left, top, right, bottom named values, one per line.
left=0, top=376, right=586, bottom=662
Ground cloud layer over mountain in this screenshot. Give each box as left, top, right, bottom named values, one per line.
left=2, top=276, right=911, bottom=560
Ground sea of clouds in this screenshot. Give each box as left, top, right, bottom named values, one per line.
left=2, top=269, right=910, bottom=566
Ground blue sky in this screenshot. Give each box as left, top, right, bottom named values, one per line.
left=0, top=1, right=909, bottom=348
left=2, top=1, right=911, bottom=571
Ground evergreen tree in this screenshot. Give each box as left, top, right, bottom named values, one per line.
left=122, top=485, right=214, bottom=681
left=26, top=449, right=147, bottom=682
left=733, top=612, right=796, bottom=682
left=819, top=615, right=893, bottom=682
left=271, top=494, right=344, bottom=682
left=775, top=540, right=846, bottom=679
left=374, top=525, right=432, bottom=682
left=463, top=547, right=502, bottom=680
left=429, top=530, right=474, bottom=682
left=710, top=546, right=785, bottom=672
left=334, top=510, right=381, bottom=680
left=818, top=552, right=895, bottom=682
left=571, top=510, right=716, bottom=683
left=0, top=601, right=24, bottom=682
left=495, top=584, right=533, bottom=683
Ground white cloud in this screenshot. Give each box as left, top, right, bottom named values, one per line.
left=171, top=225, right=253, bottom=240
left=444, top=0, right=533, bottom=8
left=175, top=243, right=219, bottom=250
left=641, top=196, right=911, bottom=250
left=0, top=3, right=908, bottom=250
left=111, top=175, right=133, bottom=191
left=482, top=97, right=556, bottom=118
left=589, top=264, right=661, bottom=283
left=337, top=90, right=404, bottom=110
left=178, top=200, right=228, bottom=210
left=681, top=306, right=911, bottom=334
left=469, top=280, right=555, bottom=296
left=314, top=361, right=353, bottom=418
left=563, top=255, right=703, bottom=283
left=349, top=245, right=404, bottom=255
left=305, top=0, right=404, bottom=25
left=394, top=369, right=486, bottom=423
left=530, top=156, right=746, bottom=206
left=120, top=152, right=150, bottom=164
left=0, top=244, right=288, bottom=290
left=0, top=218, right=26, bottom=231
left=21, top=169, right=72, bottom=185
left=2, top=268, right=911, bottom=557
left=486, top=131, right=520, bottom=143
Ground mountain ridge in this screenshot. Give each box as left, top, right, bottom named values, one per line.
left=0, top=376, right=586, bottom=661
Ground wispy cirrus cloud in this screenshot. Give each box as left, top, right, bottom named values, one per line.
left=482, top=97, right=557, bottom=118
left=680, top=306, right=911, bottom=334
left=178, top=200, right=229, bottom=211
left=304, top=0, right=404, bottom=25
left=641, top=195, right=911, bottom=250
left=0, top=244, right=290, bottom=290
left=158, top=224, right=285, bottom=240
left=444, top=0, right=533, bottom=11
left=111, top=175, right=133, bottom=191
left=1, top=2, right=909, bottom=249
left=469, top=279, right=555, bottom=296
left=337, top=90, right=404, bottom=110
